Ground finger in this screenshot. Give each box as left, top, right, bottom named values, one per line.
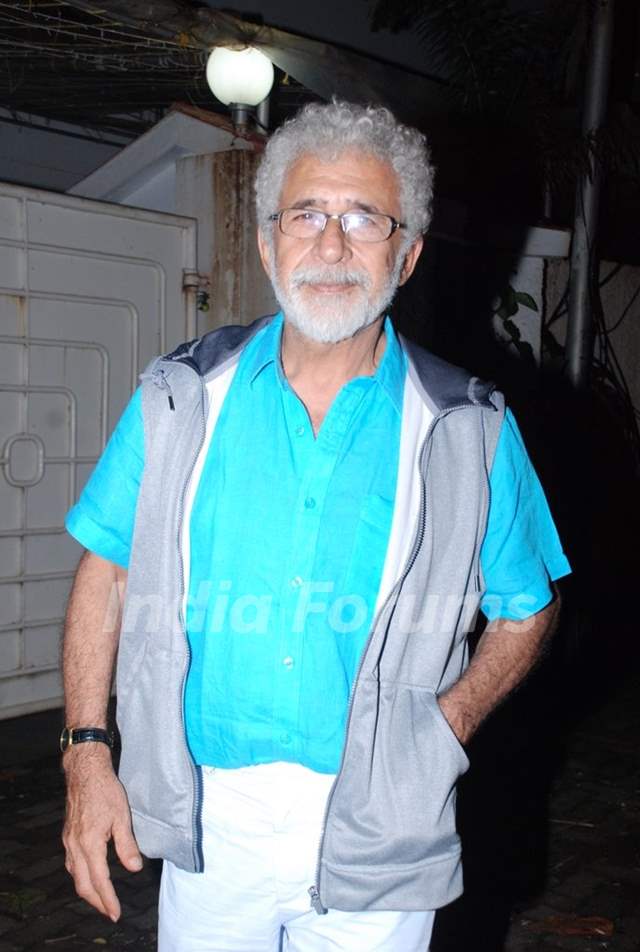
left=83, top=838, right=122, bottom=922
left=66, top=848, right=111, bottom=919
left=112, top=817, right=143, bottom=872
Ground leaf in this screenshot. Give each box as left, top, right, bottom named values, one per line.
left=515, top=340, right=535, bottom=363
left=496, top=300, right=518, bottom=319
left=493, top=285, right=519, bottom=319
left=502, top=318, right=521, bottom=341
left=515, top=291, right=539, bottom=311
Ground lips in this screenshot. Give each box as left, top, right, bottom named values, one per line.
left=290, top=268, right=371, bottom=294
left=304, top=282, right=358, bottom=293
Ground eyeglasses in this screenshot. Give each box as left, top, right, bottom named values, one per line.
left=268, top=208, right=406, bottom=243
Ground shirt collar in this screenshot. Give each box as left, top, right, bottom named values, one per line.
left=248, top=311, right=406, bottom=413
left=249, top=311, right=287, bottom=389
left=374, top=318, right=406, bottom=416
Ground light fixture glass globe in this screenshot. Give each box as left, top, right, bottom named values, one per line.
left=206, top=47, right=274, bottom=107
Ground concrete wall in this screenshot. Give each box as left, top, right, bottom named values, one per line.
left=0, top=110, right=129, bottom=192
left=177, top=150, right=277, bottom=332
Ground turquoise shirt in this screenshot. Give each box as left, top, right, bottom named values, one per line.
left=66, top=315, right=570, bottom=773
left=183, top=314, right=405, bottom=772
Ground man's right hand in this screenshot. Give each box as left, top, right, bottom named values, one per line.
left=62, top=745, right=143, bottom=921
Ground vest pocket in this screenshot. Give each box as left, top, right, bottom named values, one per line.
left=323, top=680, right=468, bottom=872
left=425, top=690, right=470, bottom=773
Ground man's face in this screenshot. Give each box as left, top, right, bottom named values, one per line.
left=257, top=150, right=423, bottom=344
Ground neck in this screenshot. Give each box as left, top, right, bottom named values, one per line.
left=280, top=316, right=386, bottom=435
left=281, top=316, right=386, bottom=389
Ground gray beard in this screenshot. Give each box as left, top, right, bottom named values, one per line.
left=270, top=255, right=405, bottom=344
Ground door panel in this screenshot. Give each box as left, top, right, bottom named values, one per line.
left=0, top=184, right=196, bottom=718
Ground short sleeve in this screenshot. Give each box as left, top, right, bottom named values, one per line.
left=480, top=408, right=571, bottom=621
left=65, top=388, right=144, bottom=568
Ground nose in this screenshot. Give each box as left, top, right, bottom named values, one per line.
left=314, top=216, right=352, bottom=265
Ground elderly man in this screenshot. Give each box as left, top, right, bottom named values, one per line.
left=61, top=100, right=570, bottom=951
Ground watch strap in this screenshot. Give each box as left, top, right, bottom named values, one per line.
left=60, top=726, right=114, bottom=752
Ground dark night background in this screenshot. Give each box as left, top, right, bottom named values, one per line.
left=1, top=2, right=639, bottom=950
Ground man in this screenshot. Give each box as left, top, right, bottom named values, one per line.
left=61, top=100, right=570, bottom=951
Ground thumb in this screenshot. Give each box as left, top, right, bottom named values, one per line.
left=113, top=818, right=143, bottom=872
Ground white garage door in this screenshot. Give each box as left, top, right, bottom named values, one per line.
left=0, top=183, right=197, bottom=718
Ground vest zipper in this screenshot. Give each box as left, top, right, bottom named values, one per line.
left=308, top=402, right=474, bottom=912
left=151, top=365, right=176, bottom=410
left=171, top=358, right=208, bottom=872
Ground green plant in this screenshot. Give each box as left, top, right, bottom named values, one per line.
left=493, top=284, right=538, bottom=362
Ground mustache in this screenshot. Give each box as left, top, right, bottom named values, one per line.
left=289, top=267, right=372, bottom=291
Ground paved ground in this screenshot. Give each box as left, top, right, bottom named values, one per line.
left=1, top=659, right=638, bottom=952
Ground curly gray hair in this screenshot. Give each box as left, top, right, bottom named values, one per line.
left=254, top=100, right=435, bottom=245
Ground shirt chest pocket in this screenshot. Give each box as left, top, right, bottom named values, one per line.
left=343, top=492, right=395, bottom=597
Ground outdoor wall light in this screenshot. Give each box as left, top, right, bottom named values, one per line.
left=206, top=46, right=274, bottom=129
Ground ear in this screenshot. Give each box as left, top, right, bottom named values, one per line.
left=397, top=236, right=424, bottom=286
left=257, top=227, right=273, bottom=279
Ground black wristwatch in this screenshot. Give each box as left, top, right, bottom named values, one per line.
left=59, top=726, right=114, bottom=753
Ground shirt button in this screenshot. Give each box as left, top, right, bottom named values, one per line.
left=280, top=732, right=292, bottom=745
left=282, top=656, right=294, bottom=668
left=304, top=497, right=316, bottom=509
left=290, top=575, right=303, bottom=588
left=295, top=425, right=305, bottom=436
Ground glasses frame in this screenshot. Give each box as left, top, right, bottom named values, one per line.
left=268, top=208, right=407, bottom=243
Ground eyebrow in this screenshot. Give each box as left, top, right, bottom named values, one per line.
left=289, top=198, right=382, bottom=214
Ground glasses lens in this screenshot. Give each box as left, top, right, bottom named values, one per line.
left=343, top=213, right=393, bottom=242
left=280, top=209, right=325, bottom=238
left=277, top=209, right=395, bottom=241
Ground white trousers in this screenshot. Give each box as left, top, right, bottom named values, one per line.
left=158, top=761, right=434, bottom=951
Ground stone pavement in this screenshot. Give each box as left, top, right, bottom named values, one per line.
left=1, top=666, right=638, bottom=952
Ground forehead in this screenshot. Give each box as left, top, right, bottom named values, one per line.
left=279, top=150, right=400, bottom=214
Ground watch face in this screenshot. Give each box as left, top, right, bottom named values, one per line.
left=59, top=727, right=71, bottom=752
